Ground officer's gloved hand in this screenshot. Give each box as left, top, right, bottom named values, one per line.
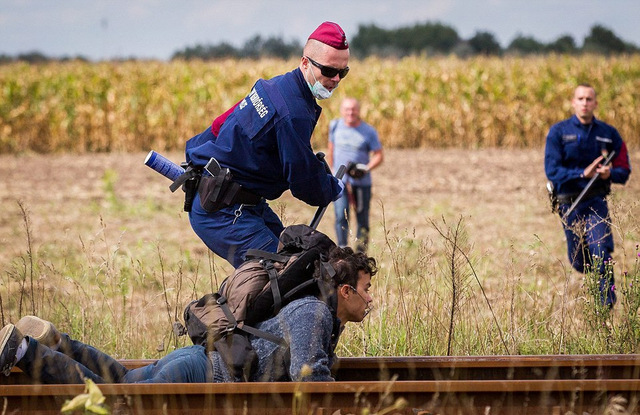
left=333, top=179, right=345, bottom=201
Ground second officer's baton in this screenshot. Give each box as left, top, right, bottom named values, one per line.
left=564, top=150, right=615, bottom=218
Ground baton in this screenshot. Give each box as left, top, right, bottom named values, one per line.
left=309, top=152, right=346, bottom=230
left=563, top=150, right=616, bottom=218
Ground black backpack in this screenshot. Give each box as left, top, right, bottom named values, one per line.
left=176, top=224, right=338, bottom=381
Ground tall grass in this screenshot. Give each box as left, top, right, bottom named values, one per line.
left=2, top=193, right=639, bottom=359
left=1, top=55, right=639, bottom=153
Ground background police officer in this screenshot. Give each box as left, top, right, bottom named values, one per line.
left=544, top=83, right=631, bottom=307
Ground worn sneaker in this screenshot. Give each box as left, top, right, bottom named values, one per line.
left=0, top=324, right=23, bottom=376
left=16, top=316, right=61, bottom=348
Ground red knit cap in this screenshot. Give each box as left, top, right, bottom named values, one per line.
left=308, top=21, right=348, bottom=50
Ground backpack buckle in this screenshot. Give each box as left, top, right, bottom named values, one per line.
left=216, top=295, right=227, bottom=306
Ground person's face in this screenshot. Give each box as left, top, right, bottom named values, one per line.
left=340, top=99, right=361, bottom=127
left=571, top=86, right=598, bottom=124
left=338, top=270, right=373, bottom=323
left=303, top=44, right=349, bottom=92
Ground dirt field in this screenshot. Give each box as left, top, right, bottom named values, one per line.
left=1, top=148, right=638, bottom=290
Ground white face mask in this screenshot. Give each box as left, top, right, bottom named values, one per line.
left=306, top=65, right=334, bottom=100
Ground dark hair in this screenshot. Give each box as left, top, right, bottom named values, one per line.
left=326, top=246, right=377, bottom=288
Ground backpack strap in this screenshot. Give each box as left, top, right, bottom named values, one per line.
left=244, top=249, right=290, bottom=263
left=281, top=260, right=335, bottom=302
left=244, top=249, right=292, bottom=313
left=238, top=324, right=288, bottom=348
left=261, top=260, right=283, bottom=313
left=216, top=293, right=288, bottom=347
left=282, top=279, right=317, bottom=300
left=215, top=293, right=238, bottom=334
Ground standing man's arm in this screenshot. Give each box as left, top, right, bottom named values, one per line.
left=367, top=148, right=384, bottom=171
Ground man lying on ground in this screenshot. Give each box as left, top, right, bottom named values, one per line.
left=0, top=246, right=376, bottom=383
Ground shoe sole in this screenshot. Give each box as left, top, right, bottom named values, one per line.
left=16, top=317, right=55, bottom=346
left=1, top=324, right=17, bottom=375
left=0, top=324, right=16, bottom=350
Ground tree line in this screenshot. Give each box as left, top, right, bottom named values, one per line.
left=171, top=22, right=639, bottom=60
left=1, top=22, right=637, bottom=64
left=349, top=22, right=638, bottom=57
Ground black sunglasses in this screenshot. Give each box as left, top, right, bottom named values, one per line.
left=305, top=56, right=349, bottom=79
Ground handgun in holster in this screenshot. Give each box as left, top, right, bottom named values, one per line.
left=197, top=157, right=261, bottom=213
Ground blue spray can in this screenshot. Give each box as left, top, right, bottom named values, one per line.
left=144, top=150, right=185, bottom=181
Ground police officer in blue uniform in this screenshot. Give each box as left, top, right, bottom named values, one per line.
left=183, top=22, right=350, bottom=267
left=544, top=84, right=631, bottom=307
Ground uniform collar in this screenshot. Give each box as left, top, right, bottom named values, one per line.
left=570, top=114, right=599, bottom=128
left=293, top=67, right=322, bottom=118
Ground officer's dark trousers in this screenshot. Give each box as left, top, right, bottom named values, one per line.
left=189, top=195, right=284, bottom=268
left=559, top=196, right=616, bottom=306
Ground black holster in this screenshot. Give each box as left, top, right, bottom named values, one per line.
left=170, top=163, right=202, bottom=212
left=197, top=162, right=262, bottom=213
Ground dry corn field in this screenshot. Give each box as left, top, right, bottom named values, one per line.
left=1, top=55, right=639, bottom=153
left=0, top=56, right=639, bottom=358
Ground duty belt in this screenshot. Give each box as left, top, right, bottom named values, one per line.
left=557, top=188, right=607, bottom=205
left=199, top=178, right=262, bottom=206
left=170, top=158, right=262, bottom=213
left=197, top=157, right=262, bottom=212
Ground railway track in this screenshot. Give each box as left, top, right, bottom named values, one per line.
left=3, top=355, right=640, bottom=414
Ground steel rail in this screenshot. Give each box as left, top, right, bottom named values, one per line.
left=334, top=354, right=640, bottom=381
left=3, top=379, right=640, bottom=414
left=3, top=355, right=640, bottom=414
left=6, top=354, right=640, bottom=384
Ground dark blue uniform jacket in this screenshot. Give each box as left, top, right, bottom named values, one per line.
left=185, top=68, right=341, bottom=207
left=544, top=115, right=631, bottom=196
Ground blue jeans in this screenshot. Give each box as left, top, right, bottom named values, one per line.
left=123, top=345, right=214, bottom=383
left=18, top=334, right=128, bottom=384
left=333, top=185, right=371, bottom=251
left=18, top=336, right=215, bottom=384
left=189, top=195, right=284, bottom=267
left=559, top=196, right=616, bottom=306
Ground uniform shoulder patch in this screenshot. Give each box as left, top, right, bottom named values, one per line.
left=235, top=82, right=275, bottom=139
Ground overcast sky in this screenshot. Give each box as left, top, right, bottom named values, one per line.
left=2, top=0, right=639, bottom=61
